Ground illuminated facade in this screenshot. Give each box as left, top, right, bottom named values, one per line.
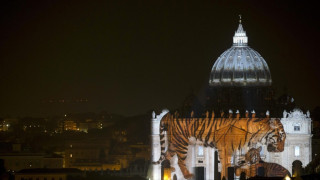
left=271, top=109, right=312, bottom=175
left=150, top=110, right=169, bottom=180
left=63, top=120, right=78, bottom=131
left=150, top=18, right=312, bottom=180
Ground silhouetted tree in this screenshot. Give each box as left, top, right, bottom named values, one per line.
left=304, top=154, right=320, bottom=174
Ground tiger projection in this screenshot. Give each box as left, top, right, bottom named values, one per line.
left=153, top=112, right=286, bottom=179
left=235, top=146, right=290, bottom=177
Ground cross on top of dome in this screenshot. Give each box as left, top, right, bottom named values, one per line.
left=233, top=15, right=248, bottom=46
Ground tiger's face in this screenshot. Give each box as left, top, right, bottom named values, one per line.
left=266, top=119, right=286, bottom=152
left=245, top=147, right=262, bottom=164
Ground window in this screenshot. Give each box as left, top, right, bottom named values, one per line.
left=294, top=125, right=300, bottom=131
left=295, top=146, right=300, bottom=156
left=198, top=146, right=204, bottom=156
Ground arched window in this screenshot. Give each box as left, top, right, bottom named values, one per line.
left=161, top=160, right=171, bottom=180
left=292, top=160, right=303, bottom=177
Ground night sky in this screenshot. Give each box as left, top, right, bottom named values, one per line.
left=0, top=1, right=319, bottom=117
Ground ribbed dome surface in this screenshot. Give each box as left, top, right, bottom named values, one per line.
left=209, top=22, right=272, bottom=87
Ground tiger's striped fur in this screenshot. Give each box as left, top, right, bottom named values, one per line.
left=153, top=112, right=286, bottom=179
left=244, top=147, right=291, bottom=177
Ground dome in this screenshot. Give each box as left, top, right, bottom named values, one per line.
left=209, top=21, right=272, bottom=87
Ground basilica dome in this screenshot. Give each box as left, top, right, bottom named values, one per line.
left=209, top=21, right=272, bottom=87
